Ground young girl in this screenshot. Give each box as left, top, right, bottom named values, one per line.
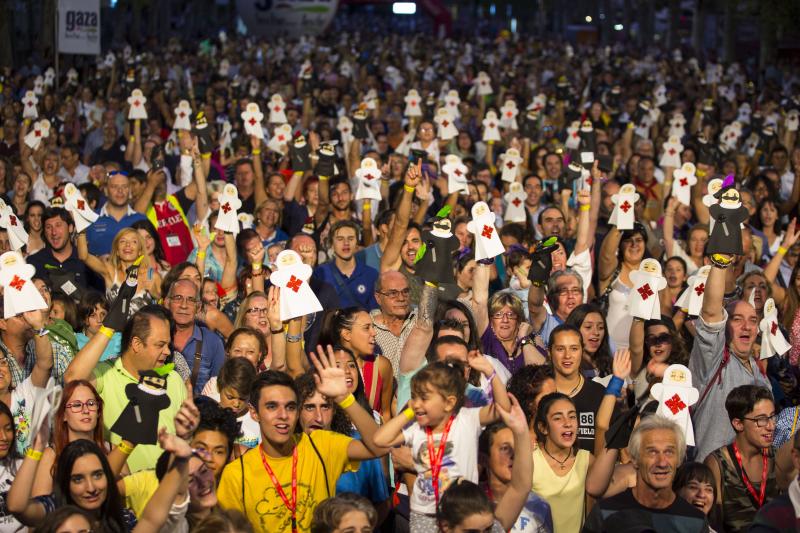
left=213, top=357, right=260, bottom=450
left=374, top=359, right=510, bottom=532
left=23, top=200, right=45, bottom=256
left=49, top=292, right=78, bottom=329
left=564, top=303, right=613, bottom=379
left=310, top=494, right=377, bottom=533
left=76, top=291, right=121, bottom=361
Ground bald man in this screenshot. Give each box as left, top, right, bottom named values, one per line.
left=371, top=270, right=416, bottom=374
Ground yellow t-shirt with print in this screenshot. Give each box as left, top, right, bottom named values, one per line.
left=217, top=430, right=358, bottom=533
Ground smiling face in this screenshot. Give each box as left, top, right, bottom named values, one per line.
left=401, top=227, right=421, bottom=269
left=64, top=385, right=100, bottom=436
left=727, top=301, right=758, bottom=357
left=252, top=385, right=299, bottom=449
left=646, top=324, right=673, bottom=362
left=191, top=429, right=230, bottom=480
left=243, top=295, right=269, bottom=334
left=733, top=398, right=776, bottom=449
left=410, top=383, right=455, bottom=429
left=228, top=332, right=261, bottom=369
left=540, top=398, right=577, bottom=448
left=0, top=413, right=11, bottom=460
left=187, top=455, right=218, bottom=510
left=550, top=329, right=582, bottom=379
left=490, top=304, right=519, bottom=341
left=678, top=478, right=714, bottom=516
left=114, top=230, right=142, bottom=263
left=635, top=428, right=679, bottom=492
left=579, top=312, right=605, bottom=355
left=69, top=453, right=108, bottom=511
left=132, top=316, right=172, bottom=371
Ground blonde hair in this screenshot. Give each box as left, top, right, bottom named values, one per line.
left=488, top=291, right=525, bottom=321
left=233, top=291, right=268, bottom=330
left=110, top=228, right=150, bottom=273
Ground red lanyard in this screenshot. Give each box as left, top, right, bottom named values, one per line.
left=259, top=442, right=299, bottom=532
left=426, top=415, right=455, bottom=507
left=732, top=442, right=768, bottom=508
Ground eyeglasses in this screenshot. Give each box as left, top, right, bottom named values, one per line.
left=742, top=414, right=778, bottom=428
left=66, top=400, right=99, bottom=413
left=169, top=294, right=200, bottom=306
left=246, top=307, right=268, bottom=316
left=377, top=288, right=410, bottom=299
left=646, top=333, right=673, bottom=346
left=492, top=312, right=518, bottom=321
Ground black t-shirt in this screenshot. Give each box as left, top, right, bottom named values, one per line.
left=572, top=379, right=606, bottom=453
left=582, top=489, right=709, bottom=533
left=89, top=138, right=126, bottom=166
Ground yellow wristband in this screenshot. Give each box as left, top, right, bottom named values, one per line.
left=129, top=136, right=135, bottom=143
left=252, top=263, right=263, bottom=273
left=424, top=281, right=438, bottom=288
left=99, top=326, right=114, bottom=339
left=404, top=184, right=415, bottom=193
left=363, top=201, right=371, bottom=210
left=779, top=246, right=788, bottom=256
left=403, top=407, right=415, bottom=421
left=252, top=149, right=261, bottom=155
left=319, top=175, right=329, bottom=181
left=338, top=394, right=356, bottom=409
left=25, top=449, right=42, bottom=461
left=201, top=153, right=211, bottom=159
left=117, top=441, right=135, bottom=455
left=579, top=204, right=591, bottom=212
left=197, top=251, right=206, bottom=259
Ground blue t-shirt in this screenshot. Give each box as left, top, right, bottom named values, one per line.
left=314, top=260, right=379, bottom=310
left=335, top=430, right=390, bottom=503
left=85, top=211, right=147, bottom=256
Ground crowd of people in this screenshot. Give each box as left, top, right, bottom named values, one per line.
left=0, top=26, right=798, bottom=533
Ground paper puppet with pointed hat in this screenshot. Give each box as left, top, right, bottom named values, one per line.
left=352, top=108, right=369, bottom=140
left=110, top=364, right=174, bottom=445
left=707, top=176, right=748, bottom=256
left=218, top=58, right=230, bottom=77
left=21, top=91, right=38, bottom=120
left=173, top=100, right=192, bottom=131
left=528, top=94, right=547, bottom=114
left=445, top=90, right=461, bottom=118
left=675, top=265, right=710, bottom=316
left=668, top=113, right=687, bottom=139
left=270, top=250, right=323, bottom=321
left=435, top=108, right=458, bottom=141
left=337, top=116, right=354, bottom=145
left=33, top=76, right=44, bottom=96
left=268, top=94, right=288, bottom=124
left=0, top=251, right=48, bottom=318
left=499, top=100, right=519, bottom=130
left=43, top=67, right=55, bottom=87
left=364, top=88, right=378, bottom=110
left=628, top=258, right=667, bottom=320
left=760, top=298, right=791, bottom=360
left=671, top=163, right=697, bottom=206
left=315, top=141, right=338, bottom=177
left=404, top=89, right=422, bottom=117
left=289, top=134, right=312, bottom=172
left=504, top=183, right=527, bottom=223
left=215, top=184, right=242, bottom=234
left=127, top=89, right=148, bottom=120
left=442, top=154, right=468, bottom=195
left=467, top=201, right=505, bottom=261
left=651, top=365, right=698, bottom=446
left=24, top=119, right=51, bottom=151
left=660, top=136, right=684, bottom=169
left=241, top=103, right=264, bottom=139
left=238, top=212, right=254, bottom=230
left=653, top=84, right=668, bottom=108
left=475, top=71, right=493, bottom=96
left=414, top=206, right=461, bottom=286
left=63, top=183, right=99, bottom=233
left=267, top=123, right=292, bottom=155
left=482, top=110, right=501, bottom=142
left=0, top=200, right=28, bottom=252
left=354, top=158, right=382, bottom=202
left=578, top=120, right=597, bottom=168
left=564, top=121, right=581, bottom=150
left=737, top=103, right=752, bottom=124
left=608, top=183, right=639, bottom=230
left=500, top=148, right=523, bottom=183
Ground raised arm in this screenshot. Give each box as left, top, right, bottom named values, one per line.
left=285, top=317, right=309, bottom=377
left=77, top=232, right=110, bottom=278
left=134, top=169, right=165, bottom=215
left=573, top=186, right=593, bottom=255
left=629, top=318, right=646, bottom=375
left=662, top=196, right=679, bottom=260
left=472, top=262, right=491, bottom=337
left=700, top=262, right=727, bottom=324
left=251, top=135, right=268, bottom=210
left=380, top=160, right=421, bottom=272
left=266, top=286, right=287, bottom=373
left=492, top=395, right=533, bottom=532
left=220, top=232, right=238, bottom=297
left=7, top=423, right=49, bottom=525
left=25, top=310, right=52, bottom=388
left=764, top=219, right=800, bottom=307
left=598, top=227, right=622, bottom=289
left=399, top=282, right=437, bottom=374
left=192, top=140, right=209, bottom=224
left=476, top=354, right=511, bottom=425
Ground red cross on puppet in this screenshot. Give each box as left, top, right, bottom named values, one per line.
left=8, top=216, right=16, bottom=227
left=637, top=283, right=654, bottom=300
left=77, top=200, right=85, bottom=210
left=619, top=200, right=632, bottom=213
left=454, top=169, right=463, bottom=177
left=287, top=275, right=303, bottom=293
left=665, top=393, right=687, bottom=415
left=571, top=130, right=579, bottom=139
left=222, top=202, right=231, bottom=214
left=668, top=148, right=676, bottom=156
left=481, top=225, right=494, bottom=239
left=248, top=117, right=257, bottom=126
left=273, top=106, right=281, bottom=112
left=410, top=100, right=417, bottom=107
left=771, top=322, right=778, bottom=335
left=506, top=111, right=514, bottom=118
left=364, top=173, right=376, bottom=181
left=488, top=122, right=496, bottom=129
left=26, top=101, right=33, bottom=107
left=679, top=178, right=688, bottom=187
left=512, top=198, right=522, bottom=207
left=694, top=283, right=705, bottom=296
left=9, top=275, right=25, bottom=291
left=34, top=130, right=42, bottom=138
left=133, top=100, right=141, bottom=107
left=179, top=112, right=186, bottom=118
left=442, top=120, right=450, bottom=128
left=506, top=161, right=516, bottom=170
left=278, top=134, right=286, bottom=142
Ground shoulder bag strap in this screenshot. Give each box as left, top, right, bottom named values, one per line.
left=365, top=360, right=380, bottom=411
left=330, top=265, right=360, bottom=305
left=240, top=454, right=246, bottom=503
left=691, top=344, right=730, bottom=415
left=307, top=433, right=330, bottom=498
left=190, top=329, right=204, bottom=389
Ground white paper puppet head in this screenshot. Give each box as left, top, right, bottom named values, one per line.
left=471, top=201, right=491, bottom=219
left=173, top=100, right=192, bottom=130
left=509, top=182, right=523, bottom=194
left=127, top=89, right=148, bottom=119
left=0, top=251, right=47, bottom=318
left=639, top=258, right=663, bottom=276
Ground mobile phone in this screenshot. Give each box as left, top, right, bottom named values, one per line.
left=409, top=149, right=427, bottom=165
left=151, top=145, right=165, bottom=171
left=598, top=154, right=613, bottom=173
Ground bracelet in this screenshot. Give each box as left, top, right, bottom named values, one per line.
left=25, top=449, right=43, bottom=461
left=117, top=441, right=135, bottom=455
left=252, top=149, right=261, bottom=155
left=403, top=184, right=415, bottom=193
left=197, top=251, right=206, bottom=259
left=664, top=212, right=675, bottom=218
left=319, top=175, right=330, bottom=181
left=201, top=153, right=211, bottom=159
left=486, top=370, right=497, bottom=383
left=286, top=332, right=303, bottom=343
left=605, top=376, right=624, bottom=397
left=778, top=246, right=788, bottom=256
left=424, top=280, right=438, bottom=288
left=36, top=327, right=49, bottom=337
left=270, top=326, right=284, bottom=335
left=403, top=407, right=415, bottom=421
left=363, top=201, right=371, bottom=210
left=99, top=326, right=114, bottom=339
left=579, top=204, right=591, bottom=212
left=338, top=393, right=356, bottom=409
left=252, top=262, right=263, bottom=272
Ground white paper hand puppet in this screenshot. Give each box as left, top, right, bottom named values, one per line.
left=404, top=89, right=422, bottom=117
left=675, top=265, right=710, bottom=316
left=33, top=76, right=44, bottom=96
left=238, top=213, right=254, bottom=230
left=0, top=199, right=27, bottom=252
left=337, top=116, right=353, bottom=145
left=702, top=178, right=724, bottom=234
left=219, top=120, right=232, bottom=153
left=671, top=163, right=697, bottom=206
left=241, top=103, right=264, bottom=139
left=44, top=67, right=55, bottom=87
left=467, top=201, right=505, bottom=261
left=760, top=298, right=791, bottom=360
left=482, top=111, right=501, bottom=142
left=354, top=158, right=382, bottom=202
left=628, top=258, right=667, bottom=320
left=499, top=100, right=519, bottom=130
left=268, top=124, right=292, bottom=154
left=504, top=182, right=527, bottom=223
left=173, top=100, right=192, bottom=131
left=24, top=119, right=51, bottom=151
left=787, top=110, right=799, bottom=133
left=127, top=89, right=148, bottom=120
left=500, top=148, right=523, bottom=183
left=268, top=94, right=288, bottom=124
left=443, top=154, right=468, bottom=195
left=668, top=113, right=686, bottom=139
left=651, top=365, right=699, bottom=446
left=63, top=183, right=98, bottom=234
left=270, top=250, right=323, bottom=321
left=0, top=251, right=48, bottom=318
left=435, top=108, right=458, bottom=141
left=564, top=121, right=581, bottom=150
left=608, top=183, right=639, bottom=230
left=475, top=71, right=493, bottom=96
left=21, top=91, right=38, bottom=120
left=215, top=184, right=242, bottom=234
left=445, top=90, right=461, bottom=118
left=660, top=136, right=683, bottom=168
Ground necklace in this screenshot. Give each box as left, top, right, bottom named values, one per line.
left=543, top=442, right=572, bottom=470
left=567, top=375, right=583, bottom=397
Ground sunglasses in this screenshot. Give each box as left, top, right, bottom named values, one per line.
left=646, top=333, right=673, bottom=346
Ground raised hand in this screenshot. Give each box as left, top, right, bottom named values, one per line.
left=404, top=159, right=422, bottom=188
left=612, top=349, right=632, bottom=381
left=577, top=188, right=591, bottom=207
left=250, top=134, right=261, bottom=152
left=174, top=397, right=200, bottom=440
left=266, top=285, right=282, bottom=332
left=495, top=393, right=527, bottom=436
left=22, top=309, right=46, bottom=331
left=158, top=427, right=194, bottom=459
left=781, top=218, right=800, bottom=249
left=310, top=345, right=349, bottom=403
left=194, top=224, right=211, bottom=250
left=467, top=351, right=495, bottom=377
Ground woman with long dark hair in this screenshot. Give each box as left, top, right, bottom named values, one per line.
left=0, top=402, right=23, bottom=531
left=23, top=200, right=46, bottom=255
left=565, top=303, right=613, bottom=379
left=629, top=316, right=691, bottom=400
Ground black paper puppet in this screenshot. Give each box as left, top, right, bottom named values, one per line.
left=289, top=134, right=312, bottom=172
left=414, top=206, right=460, bottom=286
left=315, top=141, right=337, bottom=177
left=352, top=109, right=369, bottom=140
left=707, top=176, right=749, bottom=257
left=193, top=111, right=213, bottom=154
left=110, top=364, right=173, bottom=445
left=528, top=236, right=559, bottom=287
